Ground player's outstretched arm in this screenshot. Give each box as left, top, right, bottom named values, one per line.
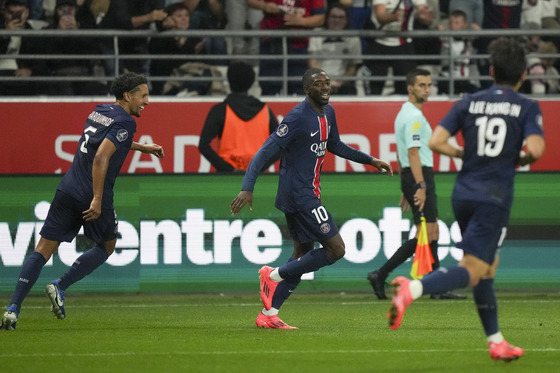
left=370, top=158, right=393, bottom=176
left=131, top=142, right=165, bottom=158
left=230, top=190, right=253, bottom=215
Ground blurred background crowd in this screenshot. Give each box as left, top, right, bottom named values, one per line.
left=1, top=0, right=559, bottom=97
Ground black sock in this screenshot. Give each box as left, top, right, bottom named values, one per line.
left=378, top=238, right=417, bottom=278
left=430, top=240, right=440, bottom=270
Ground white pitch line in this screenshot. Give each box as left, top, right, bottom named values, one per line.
left=0, top=348, right=558, bottom=358
left=18, top=298, right=560, bottom=311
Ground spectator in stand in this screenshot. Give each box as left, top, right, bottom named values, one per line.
left=448, top=0, right=483, bottom=28
left=97, top=0, right=167, bottom=76
left=0, top=0, right=46, bottom=95
left=541, top=0, right=560, bottom=71
left=542, top=0, right=560, bottom=30
left=521, top=0, right=543, bottom=29
left=183, top=0, right=227, bottom=62
left=198, top=61, right=279, bottom=172
left=148, top=2, right=209, bottom=95
left=308, top=2, right=362, bottom=95
left=363, top=0, right=432, bottom=95
left=41, top=0, right=106, bottom=95
left=521, top=40, right=560, bottom=94
left=247, top=0, right=326, bottom=96
left=474, top=0, right=522, bottom=88
left=27, top=0, right=43, bottom=19
left=225, top=0, right=262, bottom=65
left=438, top=9, right=479, bottom=95
left=412, top=2, right=441, bottom=79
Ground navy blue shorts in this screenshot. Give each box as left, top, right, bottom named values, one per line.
left=284, top=202, right=339, bottom=244
left=400, top=167, right=438, bottom=224
left=452, top=199, right=509, bottom=265
left=40, top=190, right=119, bottom=244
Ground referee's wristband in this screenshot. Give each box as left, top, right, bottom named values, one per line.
left=416, top=181, right=427, bottom=189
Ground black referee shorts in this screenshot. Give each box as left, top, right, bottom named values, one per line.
left=400, top=167, right=438, bottom=225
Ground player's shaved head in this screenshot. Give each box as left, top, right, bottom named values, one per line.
left=302, top=68, right=326, bottom=88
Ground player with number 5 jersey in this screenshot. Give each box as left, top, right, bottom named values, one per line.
left=230, top=68, right=393, bottom=329
left=1, top=73, right=164, bottom=331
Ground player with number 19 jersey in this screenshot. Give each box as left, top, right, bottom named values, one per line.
left=439, top=87, right=544, bottom=209
left=57, top=104, right=136, bottom=209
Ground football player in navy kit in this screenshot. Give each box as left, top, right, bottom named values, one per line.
left=1, top=72, right=164, bottom=330
left=388, top=38, right=545, bottom=362
left=230, top=68, right=393, bottom=329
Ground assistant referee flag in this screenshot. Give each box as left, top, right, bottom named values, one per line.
left=410, top=215, right=434, bottom=279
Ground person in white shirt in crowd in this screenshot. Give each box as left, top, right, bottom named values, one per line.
left=308, top=1, right=362, bottom=95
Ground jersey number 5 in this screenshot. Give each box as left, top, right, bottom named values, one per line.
left=475, top=116, right=506, bottom=157
left=79, top=126, right=98, bottom=154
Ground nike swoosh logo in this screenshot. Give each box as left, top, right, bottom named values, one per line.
left=310, top=130, right=319, bottom=137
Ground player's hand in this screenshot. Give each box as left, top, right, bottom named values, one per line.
left=83, top=198, right=102, bottom=221
left=138, top=143, right=165, bottom=158
left=371, top=159, right=393, bottom=176
left=399, top=194, right=410, bottom=213
left=413, top=188, right=426, bottom=212
left=230, top=191, right=253, bottom=215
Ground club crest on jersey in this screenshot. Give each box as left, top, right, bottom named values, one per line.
left=320, top=223, right=331, bottom=234
left=116, top=129, right=128, bottom=142
left=276, top=123, right=288, bottom=137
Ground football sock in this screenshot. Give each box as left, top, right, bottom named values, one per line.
left=487, top=331, right=504, bottom=344
left=57, top=245, right=109, bottom=291
left=270, top=268, right=283, bottom=282
left=409, top=279, right=424, bottom=300
left=473, top=278, right=500, bottom=336
left=8, top=251, right=47, bottom=314
left=429, top=240, right=440, bottom=270
left=262, top=307, right=279, bottom=316
left=277, top=248, right=334, bottom=279
left=421, top=266, right=470, bottom=295
left=378, top=238, right=417, bottom=278
left=271, top=276, right=302, bottom=310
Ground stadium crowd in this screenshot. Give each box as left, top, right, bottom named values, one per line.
left=1, top=0, right=560, bottom=96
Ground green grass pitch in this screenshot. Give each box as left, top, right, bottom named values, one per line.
left=1, top=291, right=559, bottom=372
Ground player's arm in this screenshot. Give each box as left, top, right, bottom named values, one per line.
left=131, top=142, right=165, bottom=158
left=83, top=138, right=116, bottom=222
left=518, top=134, right=545, bottom=167
left=327, top=140, right=393, bottom=175
left=230, top=137, right=281, bottom=215
left=428, top=125, right=464, bottom=158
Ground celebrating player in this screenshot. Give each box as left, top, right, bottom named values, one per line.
left=1, top=72, right=164, bottom=330
left=388, top=37, right=545, bottom=362
left=230, top=68, right=393, bottom=329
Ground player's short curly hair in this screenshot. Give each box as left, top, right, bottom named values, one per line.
left=110, top=72, right=148, bottom=99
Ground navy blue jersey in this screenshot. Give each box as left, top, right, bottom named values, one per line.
left=440, top=87, right=544, bottom=209
left=58, top=104, right=136, bottom=209
left=268, top=99, right=373, bottom=213
left=482, top=0, right=521, bottom=29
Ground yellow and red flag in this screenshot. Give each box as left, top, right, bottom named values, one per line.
left=410, top=215, right=435, bottom=279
